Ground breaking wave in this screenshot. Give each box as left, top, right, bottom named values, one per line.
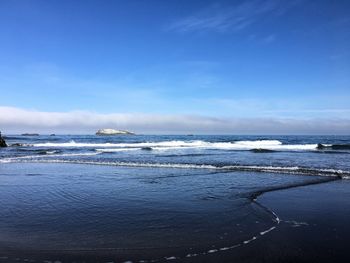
left=31, top=140, right=321, bottom=151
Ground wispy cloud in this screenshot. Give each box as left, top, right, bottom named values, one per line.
left=166, top=0, right=296, bottom=33
left=1, top=106, right=349, bottom=135
left=261, top=34, right=276, bottom=44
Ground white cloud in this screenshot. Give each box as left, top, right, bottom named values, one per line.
left=1, top=106, right=349, bottom=135
left=166, top=0, right=296, bottom=33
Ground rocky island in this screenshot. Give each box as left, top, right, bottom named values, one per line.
left=96, top=129, right=135, bottom=135
left=0, top=132, right=7, bottom=147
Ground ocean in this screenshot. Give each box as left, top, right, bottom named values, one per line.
left=0, top=135, right=349, bottom=262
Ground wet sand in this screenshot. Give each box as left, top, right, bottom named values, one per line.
left=0, top=163, right=349, bottom=263
left=182, top=179, right=350, bottom=263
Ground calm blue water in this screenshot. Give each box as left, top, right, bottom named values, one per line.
left=0, top=135, right=349, bottom=262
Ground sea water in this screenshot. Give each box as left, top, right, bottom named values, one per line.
left=0, top=135, right=349, bottom=262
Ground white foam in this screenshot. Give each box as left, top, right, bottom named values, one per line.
left=48, top=152, right=100, bottom=157
left=243, top=236, right=257, bottom=244
left=45, top=150, right=58, bottom=154
left=0, top=152, right=100, bottom=163
left=96, top=148, right=141, bottom=152
left=234, top=140, right=282, bottom=146
left=260, top=226, right=276, bottom=235
left=32, top=140, right=318, bottom=152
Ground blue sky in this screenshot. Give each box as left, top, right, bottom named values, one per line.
left=0, top=0, right=350, bottom=134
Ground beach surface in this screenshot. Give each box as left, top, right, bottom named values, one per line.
left=0, top=163, right=349, bottom=263
left=184, top=179, right=350, bottom=263
left=0, top=135, right=349, bottom=262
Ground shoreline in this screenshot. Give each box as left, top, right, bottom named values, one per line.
left=0, top=163, right=349, bottom=262
left=201, top=178, right=350, bottom=263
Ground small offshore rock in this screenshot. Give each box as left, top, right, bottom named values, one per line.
left=141, top=147, right=153, bottom=151
left=96, top=129, right=135, bottom=135
left=0, top=132, right=7, bottom=147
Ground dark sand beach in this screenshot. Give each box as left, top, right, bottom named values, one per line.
left=184, top=180, right=350, bottom=263
left=0, top=165, right=349, bottom=263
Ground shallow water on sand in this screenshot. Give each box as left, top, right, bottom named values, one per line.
left=0, top=162, right=338, bottom=262
left=0, top=135, right=349, bottom=262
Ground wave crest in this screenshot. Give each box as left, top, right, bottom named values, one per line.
left=31, top=140, right=320, bottom=151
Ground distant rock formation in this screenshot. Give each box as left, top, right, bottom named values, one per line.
left=141, top=147, right=153, bottom=151
left=96, top=129, right=135, bottom=135
left=21, top=133, right=39, bottom=136
left=0, top=132, right=7, bottom=147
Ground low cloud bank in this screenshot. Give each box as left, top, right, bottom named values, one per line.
left=0, top=106, right=349, bottom=135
